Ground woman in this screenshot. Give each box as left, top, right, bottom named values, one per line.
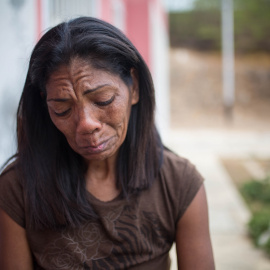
left=0, top=17, right=214, bottom=269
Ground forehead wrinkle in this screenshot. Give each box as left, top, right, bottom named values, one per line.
left=52, top=78, right=72, bottom=93
left=69, top=58, right=94, bottom=87
left=72, top=71, right=93, bottom=90
left=47, top=74, right=69, bottom=93
left=47, top=74, right=76, bottom=101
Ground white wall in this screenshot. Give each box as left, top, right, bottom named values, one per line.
left=0, top=0, right=36, bottom=165
left=46, top=0, right=96, bottom=29
left=149, top=0, right=170, bottom=139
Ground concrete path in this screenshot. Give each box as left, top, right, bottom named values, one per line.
left=166, top=129, right=270, bottom=270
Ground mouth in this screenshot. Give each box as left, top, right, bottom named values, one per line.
left=80, top=139, right=110, bottom=154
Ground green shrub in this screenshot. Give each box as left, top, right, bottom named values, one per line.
left=240, top=178, right=270, bottom=204
left=265, top=238, right=270, bottom=255
left=241, top=177, right=270, bottom=256
left=169, top=10, right=221, bottom=50
left=248, top=210, right=270, bottom=246
left=169, top=0, right=270, bottom=53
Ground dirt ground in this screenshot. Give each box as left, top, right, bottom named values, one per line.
left=170, top=48, right=270, bottom=131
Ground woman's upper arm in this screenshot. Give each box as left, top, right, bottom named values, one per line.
left=0, top=208, right=33, bottom=270
left=175, top=184, right=215, bottom=270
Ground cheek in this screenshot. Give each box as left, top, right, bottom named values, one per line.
left=106, top=99, right=131, bottom=131
left=49, top=113, right=74, bottom=139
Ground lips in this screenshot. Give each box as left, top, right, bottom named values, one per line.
left=79, top=138, right=110, bottom=154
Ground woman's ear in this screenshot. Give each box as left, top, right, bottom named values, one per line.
left=130, top=68, right=139, bottom=105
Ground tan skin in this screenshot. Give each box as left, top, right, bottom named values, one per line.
left=0, top=58, right=215, bottom=269
left=46, top=58, right=140, bottom=201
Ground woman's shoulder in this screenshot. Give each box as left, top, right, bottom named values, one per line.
left=161, top=147, right=197, bottom=176
left=0, top=159, right=19, bottom=184
left=161, top=147, right=204, bottom=183
left=0, top=159, right=21, bottom=187
left=0, top=159, right=25, bottom=228
left=159, top=147, right=204, bottom=219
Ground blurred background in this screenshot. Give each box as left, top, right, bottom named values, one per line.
left=0, top=0, right=270, bottom=269
left=169, top=0, right=270, bottom=130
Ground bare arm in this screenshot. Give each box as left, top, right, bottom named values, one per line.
left=0, top=208, right=33, bottom=270
left=175, top=185, right=215, bottom=270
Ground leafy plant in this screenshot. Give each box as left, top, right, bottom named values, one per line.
left=169, top=0, right=270, bottom=52
left=240, top=176, right=270, bottom=255
left=240, top=178, right=270, bottom=204
left=265, top=238, right=270, bottom=255
left=248, top=210, right=270, bottom=245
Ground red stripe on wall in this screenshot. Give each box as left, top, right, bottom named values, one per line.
left=125, top=0, right=150, bottom=69
left=36, top=0, right=43, bottom=41
left=100, top=0, right=113, bottom=24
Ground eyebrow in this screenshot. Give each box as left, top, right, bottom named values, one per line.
left=47, top=84, right=110, bottom=102
left=83, top=84, right=110, bottom=96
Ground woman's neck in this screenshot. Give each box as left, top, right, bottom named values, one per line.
left=84, top=156, right=120, bottom=202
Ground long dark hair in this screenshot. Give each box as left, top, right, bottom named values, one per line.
left=16, top=17, right=163, bottom=230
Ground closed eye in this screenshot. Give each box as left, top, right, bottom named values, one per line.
left=95, top=96, right=115, bottom=106
left=54, top=108, right=71, bottom=117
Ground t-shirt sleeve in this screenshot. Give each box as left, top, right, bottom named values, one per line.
left=0, top=163, right=26, bottom=228
left=161, top=150, right=204, bottom=224
left=175, top=159, right=204, bottom=221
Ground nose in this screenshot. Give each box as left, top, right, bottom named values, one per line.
left=75, top=106, right=102, bottom=136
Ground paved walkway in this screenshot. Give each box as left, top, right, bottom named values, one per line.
left=166, top=129, right=270, bottom=270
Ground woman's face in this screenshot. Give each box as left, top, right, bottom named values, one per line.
left=46, top=58, right=139, bottom=162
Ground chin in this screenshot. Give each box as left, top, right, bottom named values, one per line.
left=81, top=147, right=119, bottom=162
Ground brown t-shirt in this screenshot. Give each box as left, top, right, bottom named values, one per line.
left=0, top=149, right=203, bottom=270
